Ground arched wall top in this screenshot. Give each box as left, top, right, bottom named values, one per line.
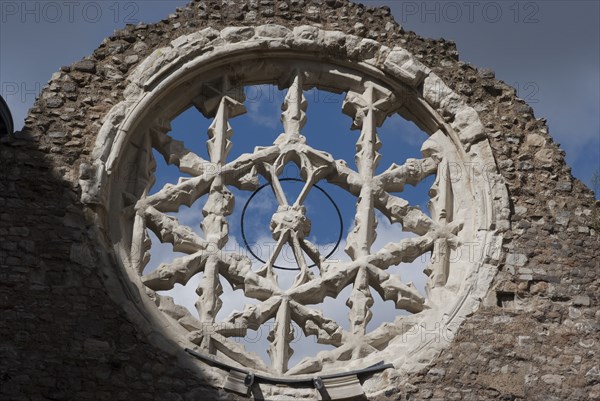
left=3, top=1, right=598, bottom=400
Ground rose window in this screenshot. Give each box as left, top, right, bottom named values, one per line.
left=132, top=71, right=458, bottom=372
left=85, top=25, right=507, bottom=399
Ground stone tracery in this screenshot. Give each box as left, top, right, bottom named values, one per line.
left=131, top=70, right=462, bottom=375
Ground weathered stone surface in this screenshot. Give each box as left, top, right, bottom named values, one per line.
left=45, top=96, right=64, bottom=108
left=526, top=133, right=546, bottom=147
left=535, top=147, right=554, bottom=165
left=255, top=24, right=290, bottom=38
left=573, top=295, right=591, bottom=307
left=73, top=59, right=96, bottom=73
left=556, top=180, right=573, bottom=192
left=423, top=74, right=460, bottom=111
left=124, top=55, right=139, bottom=65
left=62, top=81, right=77, bottom=93
left=221, top=26, right=255, bottom=42
left=478, top=67, right=495, bottom=79
left=48, top=131, right=66, bottom=139
left=556, top=211, right=571, bottom=226
left=506, top=253, right=528, bottom=267
left=322, top=30, right=347, bottom=51
left=383, top=47, right=427, bottom=86
left=452, top=106, right=486, bottom=145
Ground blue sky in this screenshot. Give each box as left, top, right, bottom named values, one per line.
left=1, top=0, right=598, bottom=367
left=1, top=1, right=598, bottom=190
left=374, top=0, right=600, bottom=192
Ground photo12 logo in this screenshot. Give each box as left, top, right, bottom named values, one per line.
left=400, top=1, right=540, bottom=24
left=1, top=1, right=140, bottom=24
left=1, top=81, right=41, bottom=105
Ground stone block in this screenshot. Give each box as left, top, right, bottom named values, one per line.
left=220, top=26, right=255, bottom=42
left=573, top=295, right=591, bottom=307
left=73, top=60, right=96, bottom=73
left=506, top=252, right=528, bottom=267
left=255, top=24, right=290, bottom=38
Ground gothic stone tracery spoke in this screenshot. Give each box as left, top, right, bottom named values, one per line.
left=131, top=69, right=458, bottom=375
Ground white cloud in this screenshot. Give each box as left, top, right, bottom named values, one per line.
left=244, top=85, right=283, bottom=129
left=380, top=113, right=428, bottom=147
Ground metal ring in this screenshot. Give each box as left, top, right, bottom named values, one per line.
left=244, top=372, right=255, bottom=387
left=240, top=178, right=343, bottom=271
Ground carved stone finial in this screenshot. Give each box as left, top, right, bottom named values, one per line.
left=268, top=298, right=294, bottom=374
left=342, top=82, right=394, bottom=130
left=344, top=83, right=394, bottom=260
left=281, top=70, right=308, bottom=137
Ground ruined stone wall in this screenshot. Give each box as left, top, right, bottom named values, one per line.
left=0, top=1, right=598, bottom=400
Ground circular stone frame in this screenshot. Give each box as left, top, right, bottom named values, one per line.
left=80, top=24, right=510, bottom=398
